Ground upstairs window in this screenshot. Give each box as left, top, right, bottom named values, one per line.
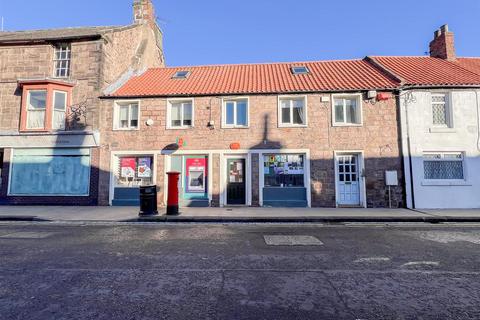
left=431, top=93, right=452, bottom=127
left=53, top=44, right=71, bottom=78
left=424, top=152, right=464, bottom=180
left=223, top=99, right=249, bottom=127
left=333, top=95, right=362, bottom=126
left=26, top=90, right=47, bottom=129
left=279, top=96, right=307, bottom=127
left=168, top=99, right=194, bottom=129
left=114, top=102, right=139, bottom=130
left=20, top=81, right=73, bottom=132
left=53, top=91, right=67, bottom=130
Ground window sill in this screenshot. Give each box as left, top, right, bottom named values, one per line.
left=222, top=125, right=250, bottom=129
left=113, top=128, right=140, bottom=131
left=167, top=126, right=194, bottom=130
left=278, top=124, right=308, bottom=128
left=429, top=127, right=456, bottom=133
left=20, top=129, right=50, bottom=133
left=332, top=123, right=363, bottom=127
left=421, top=180, right=471, bottom=186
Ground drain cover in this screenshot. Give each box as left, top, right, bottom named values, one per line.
left=0, top=232, right=54, bottom=239
left=264, top=235, right=323, bottom=246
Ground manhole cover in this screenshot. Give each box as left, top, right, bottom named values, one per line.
left=264, top=235, right=323, bottom=246
left=0, top=232, right=54, bottom=239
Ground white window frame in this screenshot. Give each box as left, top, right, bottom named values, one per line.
left=53, top=43, right=71, bottom=78
left=431, top=92, right=453, bottom=128
left=222, top=97, right=250, bottom=128
left=277, top=95, right=308, bottom=128
left=422, top=152, right=465, bottom=182
left=332, top=93, right=363, bottom=126
left=166, top=98, right=195, bottom=129
left=26, top=89, right=48, bottom=130
left=52, top=90, right=68, bottom=130
left=113, top=100, right=141, bottom=131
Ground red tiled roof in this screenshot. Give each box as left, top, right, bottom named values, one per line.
left=370, top=56, right=480, bottom=86
left=109, top=59, right=398, bottom=97
left=457, top=58, right=480, bottom=76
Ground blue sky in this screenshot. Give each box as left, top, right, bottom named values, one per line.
left=1, top=0, right=479, bottom=66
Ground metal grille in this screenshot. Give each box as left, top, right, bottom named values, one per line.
left=432, top=94, right=448, bottom=126
left=53, top=44, right=71, bottom=78
left=424, top=153, right=464, bottom=180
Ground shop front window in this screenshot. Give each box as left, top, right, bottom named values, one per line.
left=115, top=156, right=154, bottom=187
left=263, top=154, right=305, bottom=187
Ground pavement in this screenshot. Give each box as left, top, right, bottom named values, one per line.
left=2, top=222, right=480, bottom=319
left=0, top=205, right=480, bottom=223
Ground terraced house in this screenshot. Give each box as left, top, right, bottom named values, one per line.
left=0, top=0, right=164, bottom=205
left=1, top=0, right=479, bottom=209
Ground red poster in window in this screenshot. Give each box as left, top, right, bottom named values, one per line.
left=185, top=157, right=207, bottom=193
left=120, top=158, right=136, bottom=178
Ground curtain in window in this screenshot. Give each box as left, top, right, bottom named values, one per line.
left=292, top=99, right=304, bottom=124
left=119, top=105, right=129, bottom=128
left=52, top=91, right=67, bottom=130
left=171, top=103, right=182, bottom=126
left=334, top=99, right=344, bottom=123
left=27, top=90, right=47, bottom=129
left=345, top=99, right=357, bottom=124
left=130, top=104, right=139, bottom=128
left=183, top=103, right=193, bottom=126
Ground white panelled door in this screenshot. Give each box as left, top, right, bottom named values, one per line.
left=337, top=154, right=360, bottom=206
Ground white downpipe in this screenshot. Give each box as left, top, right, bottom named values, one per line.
left=476, top=90, right=480, bottom=152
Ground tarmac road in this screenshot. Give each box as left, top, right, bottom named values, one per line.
left=1, top=222, right=480, bottom=319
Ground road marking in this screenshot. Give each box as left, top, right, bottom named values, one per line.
left=0, top=232, right=55, bottom=239
left=401, top=261, right=440, bottom=268
left=263, top=235, right=323, bottom=246
left=354, top=257, right=391, bottom=263
left=409, top=231, right=480, bottom=245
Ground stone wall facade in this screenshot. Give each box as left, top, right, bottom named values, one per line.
left=0, top=22, right=164, bottom=205
left=99, top=92, right=404, bottom=208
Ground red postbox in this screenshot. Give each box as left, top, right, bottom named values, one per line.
left=166, top=171, right=180, bottom=215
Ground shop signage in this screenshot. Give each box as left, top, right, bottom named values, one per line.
left=120, top=158, right=136, bottom=178
left=137, top=157, right=152, bottom=178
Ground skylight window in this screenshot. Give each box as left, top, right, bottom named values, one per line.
left=172, top=71, right=190, bottom=79
left=291, top=66, right=309, bottom=75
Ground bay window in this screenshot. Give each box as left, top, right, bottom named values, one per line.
left=26, top=90, right=47, bottom=129
left=20, top=80, right=73, bottom=132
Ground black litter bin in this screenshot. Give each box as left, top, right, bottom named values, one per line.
left=139, top=185, right=158, bottom=216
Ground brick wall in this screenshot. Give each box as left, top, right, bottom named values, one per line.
left=99, top=93, right=404, bottom=208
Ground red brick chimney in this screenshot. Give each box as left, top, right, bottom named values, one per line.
left=429, top=24, right=456, bottom=61
left=133, top=0, right=157, bottom=29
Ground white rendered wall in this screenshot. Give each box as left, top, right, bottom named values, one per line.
left=401, top=89, right=480, bottom=209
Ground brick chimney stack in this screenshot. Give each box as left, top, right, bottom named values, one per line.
left=133, top=0, right=157, bottom=29
left=429, top=24, right=456, bottom=61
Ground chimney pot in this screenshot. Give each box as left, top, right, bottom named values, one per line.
left=133, top=0, right=157, bottom=29
left=429, top=24, right=456, bottom=61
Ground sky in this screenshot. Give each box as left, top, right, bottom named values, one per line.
left=0, top=0, right=479, bottom=67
